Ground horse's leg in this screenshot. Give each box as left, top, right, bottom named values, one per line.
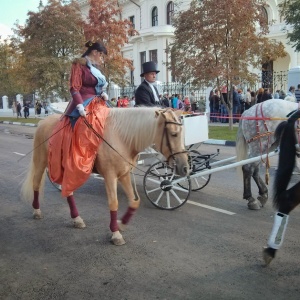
left=263, top=182, right=300, bottom=265
left=252, top=163, right=268, bottom=207
left=242, top=163, right=260, bottom=210
left=66, top=194, right=86, bottom=229
left=105, top=177, right=125, bottom=246
left=32, top=149, right=48, bottom=219
left=118, top=172, right=140, bottom=232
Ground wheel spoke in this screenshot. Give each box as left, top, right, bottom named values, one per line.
left=166, top=192, right=171, bottom=208
left=147, top=177, right=163, bottom=185
left=146, top=187, right=163, bottom=194
left=170, top=190, right=184, bottom=204
left=172, top=185, right=190, bottom=193
left=154, top=191, right=164, bottom=205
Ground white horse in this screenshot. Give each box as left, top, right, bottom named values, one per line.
left=236, top=99, right=299, bottom=210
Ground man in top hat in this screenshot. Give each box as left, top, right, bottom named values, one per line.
left=135, top=61, right=161, bottom=106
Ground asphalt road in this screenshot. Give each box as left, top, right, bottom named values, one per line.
left=0, top=123, right=299, bottom=300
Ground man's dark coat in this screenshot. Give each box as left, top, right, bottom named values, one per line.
left=135, top=80, right=160, bottom=106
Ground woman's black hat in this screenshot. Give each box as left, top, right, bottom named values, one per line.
left=82, top=41, right=107, bottom=57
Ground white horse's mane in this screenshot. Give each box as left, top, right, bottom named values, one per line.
left=109, top=107, right=159, bottom=151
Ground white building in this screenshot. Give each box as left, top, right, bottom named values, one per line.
left=77, top=0, right=298, bottom=89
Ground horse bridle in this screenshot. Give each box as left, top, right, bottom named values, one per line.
left=159, top=119, right=189, bottom=162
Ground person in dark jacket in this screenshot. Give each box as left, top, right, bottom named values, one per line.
left=135, top=61, right=160, bottom=106
left=261, top=88, right=273, bottom=102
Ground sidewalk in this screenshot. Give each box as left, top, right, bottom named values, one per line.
left=0, top=109, right=237, bottom=146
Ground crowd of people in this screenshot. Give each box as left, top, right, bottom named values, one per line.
left=11, top=100, right=49, bottom=118
left=109, top=92, right=200, bottom=112
left=209, top=84, right=300, bottom=123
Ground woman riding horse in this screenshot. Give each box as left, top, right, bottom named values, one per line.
left=48, top=40, right=109, bottom=198
left=21, top=42, right=190, bottom=245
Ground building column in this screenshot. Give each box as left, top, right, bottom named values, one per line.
left=2, top=96, right=8, bottom=110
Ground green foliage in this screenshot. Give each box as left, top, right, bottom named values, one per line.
left=10, top=0, right=85, bottom=100
left=171, top=0, right=287, bottom=88
left=84, top=0, right=138, bottom=86
left=279, top=0, right=300, bottom=51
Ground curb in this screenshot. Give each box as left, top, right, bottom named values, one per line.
left=1, top=120, right=37, bottom=127
left=203, top=139, right=236, bottom=147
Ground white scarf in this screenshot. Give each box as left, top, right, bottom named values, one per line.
left=145, top=80, right=160, bottom=103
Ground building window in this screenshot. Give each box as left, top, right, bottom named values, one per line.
left=129, top=16, right=135, bottom=29
left=129, top=15, right=135, bottom=36
left=149, top=50, right=158, bottom=64
left=130, top=69, right=134, bottom=85
left=167, top=1, right=174, bottom=25
left=260, top=6, right=268, bottom=24
left=140, top=51, right=146, bottom=81
left=152, top=7, right=158, bottom=27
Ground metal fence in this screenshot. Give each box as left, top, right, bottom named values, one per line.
left=115, top=70, right=288, bottom=100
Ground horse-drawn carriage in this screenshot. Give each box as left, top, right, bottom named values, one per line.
left=47, top=103, right=278, bottom=211
left=22, top=100, right=299, bottom=263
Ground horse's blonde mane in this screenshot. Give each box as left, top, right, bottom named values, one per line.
left=108, top=107, right=159, bottom=151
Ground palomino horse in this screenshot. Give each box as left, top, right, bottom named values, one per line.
left=236, top=99, right=298, bottom=210
left=263, top=109, right=300, bottom=265
left=21, top=107, right=189, bottom=245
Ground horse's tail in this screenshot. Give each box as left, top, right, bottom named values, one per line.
left=20, top=136, right=46, bottom=203
left=273, top=111, right=300, bottom=209
left=235, top=122, right=248, bottom=177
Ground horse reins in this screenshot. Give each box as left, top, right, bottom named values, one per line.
left=83, top=114, right=186, bottom=175
left=159, top=120, right=189, bottom=162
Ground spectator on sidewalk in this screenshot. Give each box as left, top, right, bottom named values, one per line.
left=295, top=84, right=300, bottom=103
left=16, top=101, right=22, bottom=118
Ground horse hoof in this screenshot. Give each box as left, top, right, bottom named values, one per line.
left=111, top=237, right=126, bottom=246
left=247, top=200, right=261, bottom=210
left=33, top=209, right=43, bottom=219
left=73, top=216, right=86, bottom=229
left=117, top=220, right=127, bottom=232
left=257, top=194, right=268, bottom=207
left=262, top=247, right=276, bottom=266
left=110, top=231, right=126, bottom=246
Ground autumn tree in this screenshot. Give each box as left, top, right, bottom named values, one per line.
left=83, top=0, right=137, bottom=87
left=0, top=40, right=17, bottom=97
left=279, top=0, right=300, bottom=51
left=11, top=0, right=85, bottom=101
left=171, top=0, right=286, bottom=127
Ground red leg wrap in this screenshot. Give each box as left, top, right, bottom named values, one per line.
left=32, top=191, right=39, bottom=209
left=110, top=210, right=119, bottom=232
left=122, top=207, right=136, bottom=225
left=67, top=195, right=79, bottom=218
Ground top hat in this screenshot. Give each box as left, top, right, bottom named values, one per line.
left=140, top=61, right=160, bottom=77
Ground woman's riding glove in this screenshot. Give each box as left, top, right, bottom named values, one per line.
left=76, top=104, right=86, bottom=117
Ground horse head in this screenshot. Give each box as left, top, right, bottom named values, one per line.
left=154, top=108, right=189, bottom=177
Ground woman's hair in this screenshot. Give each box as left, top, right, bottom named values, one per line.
left=82, top=41, right=107, bottom=57
left=257, top=87, right=264, bottom=94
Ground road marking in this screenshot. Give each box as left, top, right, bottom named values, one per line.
left=93, top=174, right=104, bottom=180
left=187, top=200, right=236, bottom=215
left=13, top=152, right=25, bottom=156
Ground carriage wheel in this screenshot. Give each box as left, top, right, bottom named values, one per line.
left=46, top=168, right=62, bottom=191
left=177, top=150, right=211, bottom=191
left=143, top=161, right=191, bottom=210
